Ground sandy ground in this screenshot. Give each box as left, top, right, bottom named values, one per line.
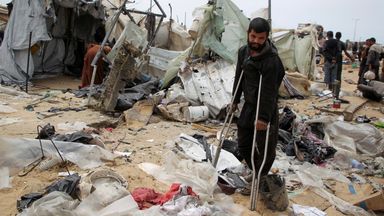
left=0, top=66, right=383, bottom=216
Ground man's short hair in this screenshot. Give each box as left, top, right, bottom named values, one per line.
left=369, top=37, right=376, bottom=43
left=327, top=31, right=333, bottom=38
left=335, top=32, right=342, bottom=39
left=248, top=17, right=270, bottom=35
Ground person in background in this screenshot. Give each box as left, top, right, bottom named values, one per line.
left=381, top=53, right=384, bottom=81
left=80, top=26, right=111, bottom=88
left=366, top=37, right=381, bottom=81
left=358, top=39, right=371, bottom=84
left=335, top=32, right=354, bottom=84
left=352, top=42, right=358, bottom=60
left=230, top=17, right=285, bottom=195
left=321, top=31, right=339, bottom=90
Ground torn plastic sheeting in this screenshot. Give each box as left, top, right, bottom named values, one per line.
left=307, top=116, right=384, bottom=155
left=134, top=194, right=244, bottom=216
left=0, top=104, right=17, bottom=113
left=192, top=0, right=248, bottom=63
left=294, top=163, right=350, bottom=188
left=19, top=191, right=79, bottom=216
left=138, top=157, right=244, bottom=216
left=324, top=121, right=384, bottom=156
left=162, top=196, right=210, bottom=215
left=75, top=181, right=131, bottom=216
left=292, top=204, right=327, bottom=216
left=147, top=47, right=183, bottom=71
left=176, top=134, right=241, bottom=171
left=0, top=137, right=116, bottom=176
left=138, top=151, right=218, bottom=201
left=0, top=85, right=30, bottom=97
left=96, top=195, right=139, bottom=216
left=161, top=48, right=191, bottom=89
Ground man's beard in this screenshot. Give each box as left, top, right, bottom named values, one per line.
left=248, top=41, right=265, bottom=52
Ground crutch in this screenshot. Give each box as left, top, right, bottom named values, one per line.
left=212, top=68, right=245, bottom=168
left=250, top=122, right=271, bottom=211
left=248, top=73, right=267, bottom=211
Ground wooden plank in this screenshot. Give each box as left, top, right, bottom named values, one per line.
left=343, top=99, right=368, bottom=121
left=191, top=123, right=219, bottom=134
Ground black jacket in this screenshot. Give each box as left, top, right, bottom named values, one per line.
left=233, top=40, right=285, bottom=126
left=322, top=38, right=339, bottom=62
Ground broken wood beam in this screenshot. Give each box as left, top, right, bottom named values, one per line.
left=98, top=42, right=141, bottom=112
left=343, top=99, right=368, bottom=121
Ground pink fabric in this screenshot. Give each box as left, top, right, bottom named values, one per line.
left=132, top=183, right=198, bottom=209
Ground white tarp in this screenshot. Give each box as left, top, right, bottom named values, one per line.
left=179, top=59, right=234, bottom=117
left=274, top=25, right=318, bottom=79
left=0, top=137, right=116, bottom=176
left=306, top=117, right=384, bottom=156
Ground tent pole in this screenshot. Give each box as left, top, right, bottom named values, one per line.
left=268, top=0, right=272, bottom=40
left=25, top=32, right=32, bottom=93
left=87, top=0, right=128, bottom=106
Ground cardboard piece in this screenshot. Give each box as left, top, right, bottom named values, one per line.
left=290, top=189, right=331, bottom=211
left=353, top=191, right=384, bottom=211
left=124, top=99, right=154, bottom=131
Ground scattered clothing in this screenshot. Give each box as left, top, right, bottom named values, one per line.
left=132, top=183, right=197, bottom=210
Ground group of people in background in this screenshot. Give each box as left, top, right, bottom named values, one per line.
left=358, top=38, right=384, bottom=84
left=321, top=31, right=354, bottom=92
left=321, top=30, right=384, bottom=89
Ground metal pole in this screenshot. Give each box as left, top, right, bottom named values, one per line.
left=353, top=18, right=359, bottom=42
left=251, top=123, right=271, bottom=211
left=268, top=0, right=272, bottom=40
left=212, top=68, right=245, bottom=168
left=87, top=0, right=128, bottom=105
left=25, top=32, right=32, bottom=93
left=249, top=74, right=263, bottom=211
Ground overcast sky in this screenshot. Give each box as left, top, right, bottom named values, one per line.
left=1, top=0, right=383, bottom=43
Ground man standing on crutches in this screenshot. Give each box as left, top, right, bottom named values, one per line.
left=229, top=18, right=285, bottom=196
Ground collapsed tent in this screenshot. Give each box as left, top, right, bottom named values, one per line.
left=0, top=0, right=105, bottom=84
left=159, top=0, right=318, bottom=118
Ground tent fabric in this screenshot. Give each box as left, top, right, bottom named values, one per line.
left=274, top=30, right=296, bottom=72
left=0, top=0, right=51, bottom=84
left=0, top=0, right=107, bottom=83
left=274, top=26, right=318, bottom=79
left=191, top=0, right=248, bottom=64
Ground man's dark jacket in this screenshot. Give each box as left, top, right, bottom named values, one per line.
left=233, top=40, right=285, bottom=128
